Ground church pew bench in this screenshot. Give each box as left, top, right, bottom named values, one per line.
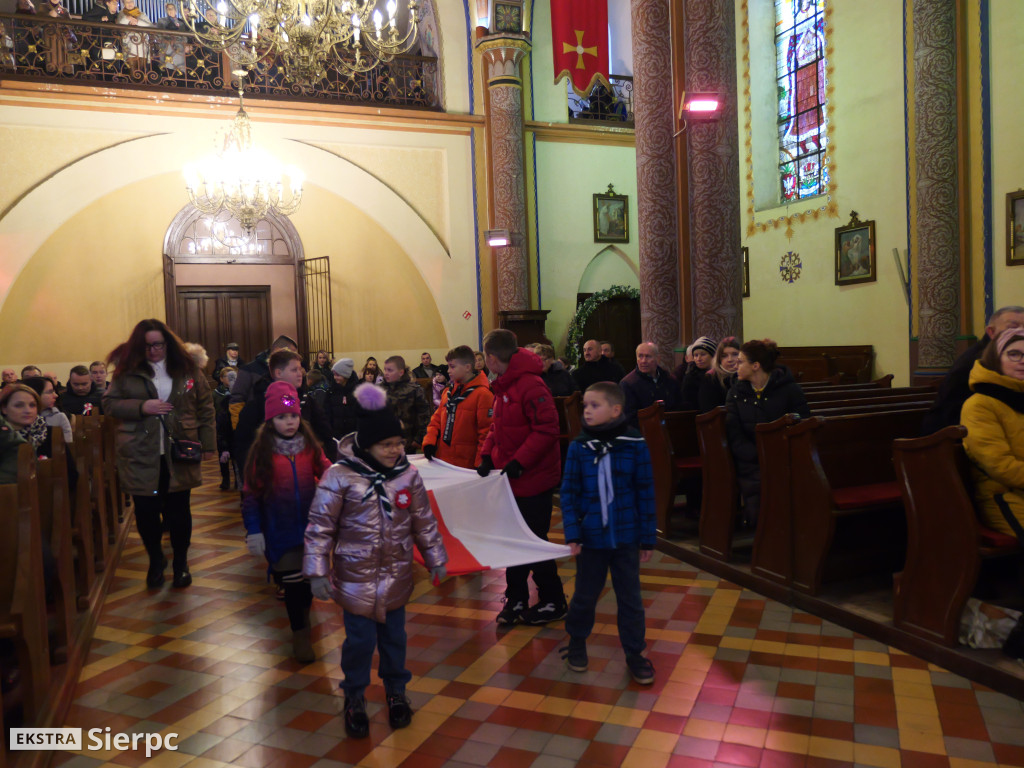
left=787, top=408, right=928, bottom=595
left=750, top=414, right=802, bottom=585
left=892, top=426, right=1022, bottom=646
left=695, top=407, right=738, bottom=559
left=34, top=430, right=78, bottom=663
left=100, top=416, right=124, bottom=530
left=0, top=446, right=52, bottom=726
left=801, top=374, right=894, bottom=392
left=810, top=399, right=934, bottom=418
left=779, top=344, right=875, bottom=383
left=638, top=403, right=681, bottom=535
left=81, top=417, right=111, bottom=563
left=805, top=386, right=933, bottom=404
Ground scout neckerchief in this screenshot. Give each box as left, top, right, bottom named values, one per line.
left=441, top=382, right=481, bottom=445
left=340, top=449, right=409, bottom=519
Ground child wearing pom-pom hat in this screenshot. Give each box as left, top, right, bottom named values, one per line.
left=304, top=383, right=448, bottom=739
left=241, top=381, right=332, bottom=664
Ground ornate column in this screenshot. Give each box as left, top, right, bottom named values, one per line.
left=683, top=0, right=742, bottom=341
left=631, top=0, right=681, bottom=368
left=477, top=34, right=531, bottom=314
left=913, top=0, right=960, bottom=370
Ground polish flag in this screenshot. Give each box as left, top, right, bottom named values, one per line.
left=411, top=457, right=572, bottom=576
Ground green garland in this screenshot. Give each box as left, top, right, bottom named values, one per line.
left=565, top=285, right=640, bottom=367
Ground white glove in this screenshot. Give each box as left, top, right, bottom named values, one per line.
left=430, top=565, right=447, bottom=585
left=310, top=576, right=331, bottom=601
left=245, top=533, right=265, bottom=557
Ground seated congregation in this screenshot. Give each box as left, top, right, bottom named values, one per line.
left=2, top=308, right=1024, bottom=755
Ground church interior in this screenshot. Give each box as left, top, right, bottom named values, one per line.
left=2, top=0, right=1024, bottom=765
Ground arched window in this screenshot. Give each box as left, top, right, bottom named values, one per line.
left=775, top=0, right=829, bottom=202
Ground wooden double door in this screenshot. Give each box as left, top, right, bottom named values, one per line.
left=175, top=286, right=271, bottom=376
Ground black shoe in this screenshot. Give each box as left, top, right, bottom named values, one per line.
left=496, top=599, right=526, bottom=626
left=219, top=480, right=230, bottom=491
left=626, top=654, right=655, bottom=685
left=172, top=569, right=192, bottom=588
left=559, top=640, right=588, bottom=673
left=522, top=600, right=568, bottom=625
left=343, top=697, right=369, bottom=739
left=145, top=557, right=168, bottom=589
left=1003, top=616, right=1024, bottom=660
left=386, top=693, right=412, bottom=729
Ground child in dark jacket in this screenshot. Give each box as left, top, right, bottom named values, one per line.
left=242, top=381, right=332, bottom=663
left=213, top=367, right=236, bottom=490
left=560, top=382, right=657, bottom=685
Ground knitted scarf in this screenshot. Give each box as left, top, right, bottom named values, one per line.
left=18, top=416, right=48, bottom=449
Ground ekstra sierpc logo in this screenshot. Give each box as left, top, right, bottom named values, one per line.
left=10, top=728, right=179, bottom=756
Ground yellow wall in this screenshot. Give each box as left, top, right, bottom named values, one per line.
left=737, top=0, right=911, bottom=383
left=989, top=0, right=1024, bottom=314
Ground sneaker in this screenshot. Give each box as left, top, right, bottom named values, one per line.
left=522, top=600, right=568, bottom=625
left=386, top=692, right=413, bottom=729
left=343, top=697, right=369, bottom=739
left=559, top=640, right=588, bottom=673
left=626, top=655, right=655, bottom=685
left=496, top=599, right=526, bottom=626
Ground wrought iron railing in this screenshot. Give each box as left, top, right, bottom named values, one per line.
left=0, top=12, right=440, bottom=109
left=567, top=74, right=633, bottom=127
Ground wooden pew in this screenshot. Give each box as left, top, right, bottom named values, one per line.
left=101, top=416, right=124, bottom=531
left=780, top=344, right=875, bottom=383
left=750, top=414, right=801, bottom=585
left=35, top=430, right=77, bottom=662
left=695, top=407, right=738, bottom=559
left=81, top=416, right=111, bottom=563
left=802, top=374, right=894, bottom=391
left=69, top=422, right=96, bottom=608
left=811, top=399, right=934, bottom=418
left=787, top=408, right=927, bottom=595
left=638, top=403, right=677, bottom=535
left=0, top=446, right=51, bottom=724
left=806, top=387, right=932, bottom=404
left=892, top=426, right=1022, bottom=646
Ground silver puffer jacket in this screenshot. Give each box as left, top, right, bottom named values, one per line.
left=303, top=434, right=447, bottom=622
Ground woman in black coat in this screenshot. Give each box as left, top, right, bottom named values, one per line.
left=725, top=339, right=809, bottom=527
left=679, top=336, right=717, bottom=410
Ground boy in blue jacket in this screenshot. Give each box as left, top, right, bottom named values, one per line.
left=560, top=382, right=657, bottom=684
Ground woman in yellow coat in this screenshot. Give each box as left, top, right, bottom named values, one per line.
left=961, top=327, right=1024, bottom=537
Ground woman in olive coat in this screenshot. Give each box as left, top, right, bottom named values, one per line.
left=104, top=319, right=215, bottom=589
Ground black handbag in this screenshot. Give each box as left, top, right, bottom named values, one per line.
left=159, top=415, right=202, bottom=463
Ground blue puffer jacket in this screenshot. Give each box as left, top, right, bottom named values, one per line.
left=560, top=426, right=657, bottom=550
left=242, top=444, right=332, bottom=566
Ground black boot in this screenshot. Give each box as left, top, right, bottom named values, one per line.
left=146, top=556, right=167, bottom=589
left=343, top=696, right=369, bottom=739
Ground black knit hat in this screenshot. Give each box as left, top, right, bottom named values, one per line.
left=353, top=383, right=404, bottom=448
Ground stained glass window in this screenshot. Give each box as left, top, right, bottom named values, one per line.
left=775, top=0, right=828, bottom=202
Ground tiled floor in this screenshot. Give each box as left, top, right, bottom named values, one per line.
left=52, top=464, right=1024, bottom=768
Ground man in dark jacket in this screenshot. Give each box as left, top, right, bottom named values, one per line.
left=921, top=305, right=1024, bottom=435
left=229, top=334, right=297, bottom=429
left=233, top=349, right=334, bottom=469
left=82, top=0, right=118, bottom=22
left=478, top=330, right=566, bottom=627
left=411, top=352, right=448, bottom=382
left=620, top=342, right=681, bottom=426
left=572, top=339, right=624, bottom=391
left=61, top=365, right=104, bottom=415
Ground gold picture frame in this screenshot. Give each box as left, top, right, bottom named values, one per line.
left=835, top=212, right=876, bottom=286
left=1007, top=190, right=1024, bottom=265
left=593, top=184, right=629, bottom=243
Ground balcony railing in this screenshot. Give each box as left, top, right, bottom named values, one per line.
left=567, top=74, right=633, bottom=128
left=0, top=12, right=441, bottom=109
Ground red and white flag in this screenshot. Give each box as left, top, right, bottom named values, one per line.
left=551, top=0, right=610, bottom=98
left=411, top=457, right=572, bottom=576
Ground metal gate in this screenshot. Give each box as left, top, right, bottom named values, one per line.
left=298, top=256, right=334, bottom=364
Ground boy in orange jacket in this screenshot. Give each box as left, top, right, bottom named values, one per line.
left=421, top=345, right=494, bottom=469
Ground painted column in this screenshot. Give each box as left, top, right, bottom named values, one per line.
left=913, top=0, right=960, bottom=369
left=683, top=0, right=742, bottom=341
left=631, top=0, right=681, bottom=366
left=477, top=35, right=531, bottom=312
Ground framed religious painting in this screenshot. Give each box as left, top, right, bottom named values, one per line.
left=741, top=246, right=750, bottom=297
left=834, top=212, right=876, bottom=286
left=593, top=184, right=629, bottom=243
left=1007, top=190, right=1024, bottom=266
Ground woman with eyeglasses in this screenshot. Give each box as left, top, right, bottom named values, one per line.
left=103, top=319, right=216, bottom=589
left=961, top=326, right=1024, bottom=659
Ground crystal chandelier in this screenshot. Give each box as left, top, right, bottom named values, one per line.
left=181, top=0, right=421, bottom=85
left=183, top=78, right=303, bottom=242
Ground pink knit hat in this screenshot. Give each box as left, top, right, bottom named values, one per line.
left=265, top=381, right=301, bottom=421
left=995, top=327, right=1024, bottom=355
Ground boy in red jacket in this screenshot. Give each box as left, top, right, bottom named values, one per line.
left=477, top=329, right=567, bottom=626
left=422, top=345, right=494, bottom=469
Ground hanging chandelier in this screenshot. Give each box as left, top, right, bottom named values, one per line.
left=181, top=0, right=421, bottom=85
left=183, top=77, right=303, bottom=242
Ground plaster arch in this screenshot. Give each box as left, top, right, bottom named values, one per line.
left=577, top=245, right=640, bottom=295
left=0, top=131, right=464, bottom=347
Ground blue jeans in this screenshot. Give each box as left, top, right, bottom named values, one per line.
left=341, top=607, right=411, bottom=700
left=565, top=546, right=646, bottom=657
